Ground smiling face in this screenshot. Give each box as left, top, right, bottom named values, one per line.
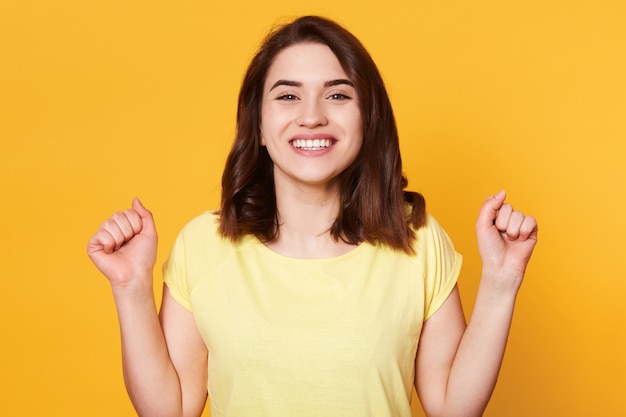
left=260, top=42, right=363, bottom=191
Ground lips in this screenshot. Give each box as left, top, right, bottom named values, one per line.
left=291, top=138, right=332, bottom=150
left=290, top=134, right=336, bottom=151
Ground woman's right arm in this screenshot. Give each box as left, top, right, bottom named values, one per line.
left=87, top=198, right=207, bottom=417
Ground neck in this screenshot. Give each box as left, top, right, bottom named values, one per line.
left=265, top=178, right=356, bottom=259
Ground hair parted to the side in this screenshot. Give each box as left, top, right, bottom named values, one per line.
left=218, top=15, right=426, bottom=254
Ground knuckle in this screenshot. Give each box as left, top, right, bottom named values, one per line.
left=102, top=218, right=117, bottom=229
left=123, top=208, right=136, bottom=218
left=109, top=211, right=125, bottom=224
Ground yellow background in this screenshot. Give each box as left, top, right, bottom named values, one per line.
left=1, top=1, right=625, bottom=416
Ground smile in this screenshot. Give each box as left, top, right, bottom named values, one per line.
left=291, top=138, right=333, bottom=151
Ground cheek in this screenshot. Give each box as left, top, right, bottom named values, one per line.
left=259, top=107, right=278, bottom=147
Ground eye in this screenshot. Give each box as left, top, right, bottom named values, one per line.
left=276, top=93, right=299, bottom=101
left=327, top=93, right=352, bottom=100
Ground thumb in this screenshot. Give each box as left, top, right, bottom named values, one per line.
left=132, top=197, right=157, bottom=237
left=476, top=190, right=506, bottom=232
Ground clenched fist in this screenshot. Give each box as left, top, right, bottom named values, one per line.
left=87, top=198, right=158, bottom=289
left=476, top=190, right=538, bottom=292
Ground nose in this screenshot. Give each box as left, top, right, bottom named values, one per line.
left=296, top=99, right=328, bottom=128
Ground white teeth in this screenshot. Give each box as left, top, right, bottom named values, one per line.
left=292, top=139, right=332, bottom=150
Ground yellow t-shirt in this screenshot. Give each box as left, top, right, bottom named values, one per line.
left=163, top=211, right=461, bottom=417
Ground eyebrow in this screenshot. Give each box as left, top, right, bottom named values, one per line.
left=269, top=78, right=355, bottom=91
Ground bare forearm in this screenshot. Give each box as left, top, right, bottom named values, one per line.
left=442, top=277, right=518, bottom=416
left=419, top=192, right=537, bottom=417
left=112, top=279, right=184, bottom=417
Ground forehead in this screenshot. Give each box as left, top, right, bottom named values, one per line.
left=264, top=42, right=350, bottom=86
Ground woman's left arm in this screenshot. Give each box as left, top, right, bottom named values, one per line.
left=415, top=191, right=538, bottom=417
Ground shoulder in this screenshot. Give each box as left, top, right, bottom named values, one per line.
left=165, top=211, right=243, bottom=284
left=408, top=212, right=460, bottom=277
left=171, top=210, right=230, bottom=256
left=411, top=213, right=462, bottom=318
left=178, top=210, right=221, bottom=237
left=163, top=211, right=226, bottom=309
left=412, top=213, right=456, bottom=253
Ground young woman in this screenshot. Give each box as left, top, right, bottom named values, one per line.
left=87, top=16, right=538, bottom=417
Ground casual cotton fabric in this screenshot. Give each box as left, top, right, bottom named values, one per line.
left=163, top=211, right=461, bottom=417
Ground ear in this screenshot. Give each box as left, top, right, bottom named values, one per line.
left=260, top=129, right=266, bottom=146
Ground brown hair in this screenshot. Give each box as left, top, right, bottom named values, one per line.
left=219, top=15, right=425, bottom=254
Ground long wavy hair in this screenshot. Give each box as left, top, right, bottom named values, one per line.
left=218, top=15, right=425, bottom=254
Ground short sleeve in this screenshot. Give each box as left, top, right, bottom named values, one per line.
left=419, top=214, right=463, bottom=320
left=162, top=229, right=193, bottom=311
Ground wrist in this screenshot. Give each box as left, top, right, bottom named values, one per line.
left=471, top=276, right=518, bottom=325
left=474, top=268, right=522, bottom=311
left=480, top=265, right=524, bottom=290
left=110, top=271, right=155, bottom=299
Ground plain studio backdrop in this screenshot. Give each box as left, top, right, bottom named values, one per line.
left=1, top=1, right=624, bottom=416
